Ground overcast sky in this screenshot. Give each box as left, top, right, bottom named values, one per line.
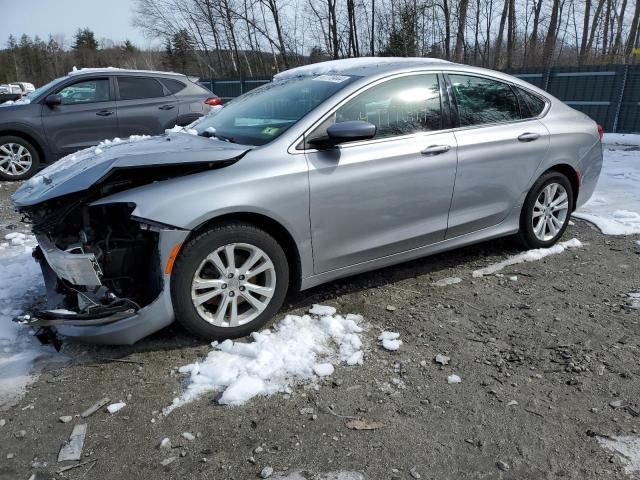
left=2, top=0, right=155, bottom=48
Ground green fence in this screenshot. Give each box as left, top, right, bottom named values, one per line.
left=201, top=64, right=640, bottom=133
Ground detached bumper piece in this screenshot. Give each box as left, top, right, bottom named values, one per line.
left=15, top=301, right=137, bottom=328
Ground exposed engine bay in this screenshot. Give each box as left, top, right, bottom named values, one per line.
left=25, top=201, right=162, bottom=321
left=14, top=165, right=217, bottom=324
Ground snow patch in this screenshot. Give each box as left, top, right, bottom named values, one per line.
left=23, top=134, right=153, bottom=190
left=602, top=133, right=640, bottom=146
left=432, top=276, right=462, bottom=287
left=598, top=436, right=640, bottom=476
left=274, top=57, right=449, bottom=80
left=164, top=307, right=364, bottom=411
left=107, top=402, right=126, bottom=414
left=574, top=143, right=640, bottom=235
left=0, top=234, right=54, bottom=409
left=472, top=238, right=582, bottom=277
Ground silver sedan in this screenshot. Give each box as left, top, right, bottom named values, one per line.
left=12, top=57, right=603, bottom=344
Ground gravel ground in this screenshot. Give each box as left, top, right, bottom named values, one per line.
left=0, top=180, right=639, bottom=480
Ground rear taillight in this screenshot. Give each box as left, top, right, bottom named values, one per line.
left=205, top=97, right=222, bottom=106
left=597, top=124, right=604, bottom=141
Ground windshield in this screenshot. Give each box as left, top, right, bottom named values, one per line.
left=192, top=75, right=360, bottom=146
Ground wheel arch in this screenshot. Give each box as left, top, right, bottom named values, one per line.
left=541, top=163, right=580, bottom=212
left=188, top=212, right=303, bottom=291
left=0, top=128, right=47, bottom=165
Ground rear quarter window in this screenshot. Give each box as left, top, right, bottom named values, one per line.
left=159, top=78, right=186, bottom=95
left=518, top=88, right=547, bottom=117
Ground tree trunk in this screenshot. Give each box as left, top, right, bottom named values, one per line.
left=528, top=0, right=544, bottom=65
left=541, top=0, right=561, bottom=66
left=442, top=0, right=451, bottom=59
left=454, top=0, right=470, bottom=61
left=493, top=0, right=509, bottom=68
left=579, top=0, right=592, bottom=64
left=624, top=0, right=640, bottom=61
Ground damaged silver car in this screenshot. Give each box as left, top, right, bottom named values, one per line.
left=12, top=58, right=603, bottom=344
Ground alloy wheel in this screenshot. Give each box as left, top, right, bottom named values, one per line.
left=0, top=143, right=32, bottom=177
left=190, top=242, right=276, bottom=327
left=532, top=182, right=569, bottom=242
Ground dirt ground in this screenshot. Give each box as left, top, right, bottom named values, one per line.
left=0, top=179, right=639, bottom=480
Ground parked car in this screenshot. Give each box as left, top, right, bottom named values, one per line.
left=14, top=81, right=36, bottom=95
left=0, top=84, right=22, bottom=104
left=0, top=68, right=220, bottom=180
left=12, top=57, right=603, bottom=344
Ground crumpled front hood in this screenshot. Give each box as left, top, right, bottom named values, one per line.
left=12, top=133, right=252, bottom=206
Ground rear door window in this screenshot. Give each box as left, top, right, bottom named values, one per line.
left=448, top=74, right=521, bottom=126
left=117, top=77, right=165, bottom=100
left=333, top=74, right=442, bottom=139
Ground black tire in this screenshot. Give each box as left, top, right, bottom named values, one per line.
left=170, top=222, right=289, bottom=341
left=0, top=135, right=40, bottom=180
left=519, top=171, right=574, bottom=249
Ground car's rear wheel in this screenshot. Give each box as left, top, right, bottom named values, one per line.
left=519, top=171, right=574, bottom=249
left=171, top=222, right=289, bottom=341
left=0, top=135, right=40, bottom=180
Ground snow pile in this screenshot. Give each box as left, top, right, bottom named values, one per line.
left=0, top=233, right=51, bottom=408
left=378, top=331, right=402, bottom=351
left=472, top=238, right=583, bottom=277
left=274, top=57, right=449, bottom=80
left=574, top=135, right=640, bottom=235
left=164, top=306, right=364, bottom=411
left=598, top=436, right=640, bottom=476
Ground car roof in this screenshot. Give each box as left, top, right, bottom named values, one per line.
left=67, top=67, right=188, bottom=79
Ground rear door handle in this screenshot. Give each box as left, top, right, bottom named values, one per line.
left=96, top=110, right=114, bottom=117
left=421, top=145, right=451, bottom=156
left=518, top=132, right=540, bottom=142
left=159, top=104, right=175, bottom=110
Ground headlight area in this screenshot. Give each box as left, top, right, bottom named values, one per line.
left=22, top=202, right=164, bottom=325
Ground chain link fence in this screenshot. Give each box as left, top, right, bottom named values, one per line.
left=200, top=64, right=640, bottom=133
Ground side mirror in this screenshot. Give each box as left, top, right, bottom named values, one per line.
left=44, top=94, right=62, bottom=107
left=309, top=121, right=377, bottom=149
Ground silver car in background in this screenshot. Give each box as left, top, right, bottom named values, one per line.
left=12, top=57, right=603, bottom=344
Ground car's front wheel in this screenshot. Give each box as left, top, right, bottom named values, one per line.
left=519, top=171, right=574, bottom=249
left=0, top=135, right=40, bottom=180
left=170, top=222, right=289, bottom=341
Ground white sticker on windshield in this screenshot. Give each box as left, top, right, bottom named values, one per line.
left=312, top=74, right=350, bottom=83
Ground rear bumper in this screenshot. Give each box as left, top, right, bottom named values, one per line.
left=21, top=228, right=189, bottom=345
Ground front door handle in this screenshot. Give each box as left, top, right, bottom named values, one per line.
left=421, top=145, right=451, bottom=156
left=96, top=110, right=114, bottom=117
left=159, top=104, right=175, bottom=110
left=518, top=132, right=540, bottom=142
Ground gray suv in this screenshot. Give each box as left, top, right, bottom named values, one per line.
left=0, top=68, right=219, bottom=180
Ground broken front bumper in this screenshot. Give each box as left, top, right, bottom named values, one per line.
left=18, top=228, right=190, bottom=345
